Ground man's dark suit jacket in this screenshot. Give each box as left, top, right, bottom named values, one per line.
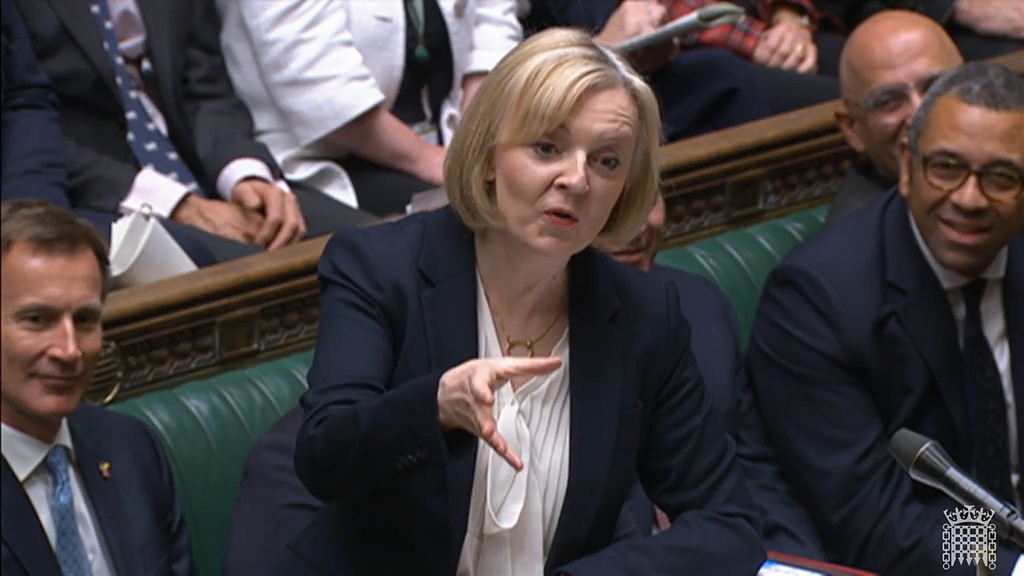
left=812, top=0, right=1024, bottom=60
left=289, top=207, right=765, bottom=576
left=646, top=264, right=826, bottom=559
left=823, top=158, right=894, bottom=227
left=1, top=403, right=198, bottom=575
left=747, top=189, right=1024, bottom=575
left=1, top=0, right=64, bottom=205
left=13, top=0, right=279, bottom=213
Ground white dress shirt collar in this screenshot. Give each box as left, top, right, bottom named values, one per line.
left=908, top=212, right=1008, bottom=289
left=1, top=419, right=76, bottom=482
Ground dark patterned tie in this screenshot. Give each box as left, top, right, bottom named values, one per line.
left=45, top=446, right=94, bottom=576
left=86, top=0, right=199, bottom=190
left=962, top=279, right=1015, bottom=503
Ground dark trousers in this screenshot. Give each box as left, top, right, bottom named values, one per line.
left=648, top=48, right=773, bottom=141
left=339, top=155, right=435, bottom=218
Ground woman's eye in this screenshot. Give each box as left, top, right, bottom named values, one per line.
left=597, top=156, right=621, bottom=171
left=533, top=142, right=558, bottom=157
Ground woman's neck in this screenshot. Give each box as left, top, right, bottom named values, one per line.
left=474, top=230, right=568, bottom=321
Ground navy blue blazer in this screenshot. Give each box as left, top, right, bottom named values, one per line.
left=293, top=207, right=765, bottom=576
left=1, top=0, right=65, bottom=205
left=747, top=189, right=1024, bottom=575
left=648, top=265, right=826, bottom=560
left=1, top=403, right=198, bottom=576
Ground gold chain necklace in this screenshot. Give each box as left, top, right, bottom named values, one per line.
left=481, top=284, right=564, bottom=358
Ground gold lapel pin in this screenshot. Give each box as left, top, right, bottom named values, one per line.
left=99, top=462, right=112, bottom=480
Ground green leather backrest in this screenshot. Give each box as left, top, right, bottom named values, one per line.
left=655, top=206, right=828, bottom=346
left=109, top=351, right=312, bottom=576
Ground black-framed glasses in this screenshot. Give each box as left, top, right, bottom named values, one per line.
left=850, top=72, right=944, bottom=114
left=911, top=146, right=1024, bottom=202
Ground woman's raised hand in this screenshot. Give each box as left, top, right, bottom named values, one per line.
left=437, top=357, right=563, bottom=470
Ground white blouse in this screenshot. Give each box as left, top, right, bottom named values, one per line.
left=456, top=277, right=571, bottom=575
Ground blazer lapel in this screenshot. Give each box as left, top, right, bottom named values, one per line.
left=417, top=209, right=481, bottom=566
left=1, top=459, right=62, bottom=576
left=44, top=0, right=118, bottom=98
left=881, top=199, right=969, bottom=444
left=546, top=248, right=625, bottom=572
left=1004, top=233, right=1024, bottom=482
left=68, top=415, right=145, bottom=576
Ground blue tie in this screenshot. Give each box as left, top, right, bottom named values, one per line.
left=44, top=446, right=94, bottom=576
left=86, top=0, right=199, bottom=191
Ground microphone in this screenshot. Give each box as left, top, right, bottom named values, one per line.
left=614, top=3, right=747, bottom=54
left=889, top=428, right=1024, bottom=549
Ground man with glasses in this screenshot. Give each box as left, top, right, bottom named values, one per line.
left=826, top=10, right=963, bottom=226
left=746, top=61, right=1023, bottom=574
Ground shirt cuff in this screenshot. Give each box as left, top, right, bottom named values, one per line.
left=216, top=158, right=283, bottom=201
left=120, top=166, right=193, bottom=218
left=1012, top=555, right=1024, bottom=576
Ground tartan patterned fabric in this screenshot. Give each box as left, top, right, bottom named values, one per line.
left=661, top=0, right=833, bottom=60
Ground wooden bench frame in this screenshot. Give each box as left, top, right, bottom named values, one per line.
left=89, top=50, right=1024, bottom=402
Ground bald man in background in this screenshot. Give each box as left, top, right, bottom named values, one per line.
left=825, top=10, right=963, bottom=226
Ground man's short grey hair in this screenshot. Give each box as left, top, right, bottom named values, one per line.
left=906, top=62, right=1024, bottom=150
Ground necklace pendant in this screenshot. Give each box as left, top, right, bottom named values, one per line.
left=504, top=338, right=535, bottom=358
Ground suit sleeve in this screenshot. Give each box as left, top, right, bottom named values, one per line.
left=465, top=0, right=522, bottom=75
left=225, top=0, right=386, bottom=151
left=295, top=230, right=449, bottom=501
left=746, top=263, right=1017, bottom=575
left=137, top=420, right=199, bottom=576
left=733, top=365, right=827, bottom=560
left=557, top=281, right=766, bottom=576
left=0, top=0, right=66, bottom=205
left=224, top=409, right=322, bottom=576
left=181, top=0, right=280, bottom=183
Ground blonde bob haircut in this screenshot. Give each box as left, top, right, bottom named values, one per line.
left=445, top=27, right=662, bottom=245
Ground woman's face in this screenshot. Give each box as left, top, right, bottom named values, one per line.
left=489, top=87, right=639, bottom=259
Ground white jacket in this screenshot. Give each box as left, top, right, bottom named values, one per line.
left=217, top=0, right=522, bottom=207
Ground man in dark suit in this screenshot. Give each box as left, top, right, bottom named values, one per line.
left=814, top=0, right=1023, bottom=61
left=747, top=62, right=1024, bottom=574
left=12, top=0, right=372, bottom=264
left=0, top=0, right=222, bottom=268
left=1, top=199, right=197, bottom=575
left=826, top=10, right=962, bottom=226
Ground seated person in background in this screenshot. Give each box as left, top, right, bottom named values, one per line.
left=291, top=28, right=764, bottom=575
left=216, top=0, right=522, bottom=218
left=523, top=0, right=840, bottom=133
left=1, top=0, right=221, bottom=268
left=747, top=62, right=1024, bottom=574
left=13, top=0, right=371, bottom=265
left=659, top=0, right=847, bottom=77
left=826, top=9, right=963, bottom=225
left=598, top=194, right=827, bottom=560
left=0, top=200, right=198, bottom=575
left=815, top=0, right=1023, bottom=61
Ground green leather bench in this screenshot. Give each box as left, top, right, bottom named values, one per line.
left=110, top=205, right=828, bottom=576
